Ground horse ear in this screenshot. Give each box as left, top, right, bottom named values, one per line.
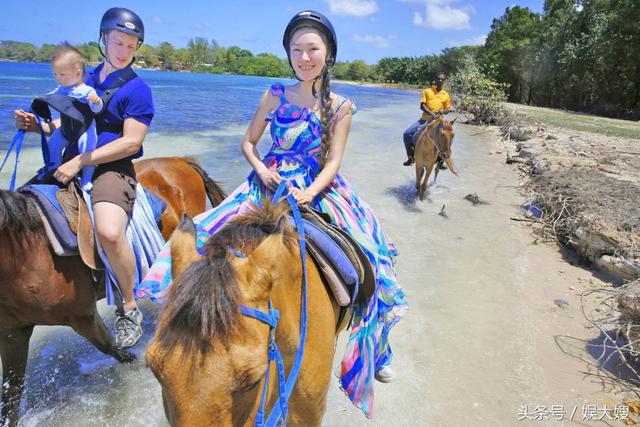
left=275, top=214, right=288, bottom=235
left=171, top=214, right=201, bottom=277
left=450, top=117, right=457, bottom=125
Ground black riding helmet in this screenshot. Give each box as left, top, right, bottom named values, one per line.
left=283, top=10, right=337, bottom=68
left=100, top=7, right=145, bottom=44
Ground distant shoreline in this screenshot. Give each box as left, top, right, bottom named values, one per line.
left=0, top=59, right=420, bottom=93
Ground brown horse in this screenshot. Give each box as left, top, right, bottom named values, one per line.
left=146, top=202, right=347, bottom=426
left=415, top=116, right=458, bottom=201
left=0, top=157, right=225, bottom=426
left=135, top=157, right=226, bottom=240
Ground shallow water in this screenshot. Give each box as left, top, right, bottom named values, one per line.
left=1, top=65, right=615, bottom=426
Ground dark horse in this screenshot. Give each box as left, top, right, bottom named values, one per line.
left=147, top=203, right=348, bottom=426
left=0, top=157, right=225, bottom=426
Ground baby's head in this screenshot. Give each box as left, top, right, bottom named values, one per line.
left=51, top=43, right=86, bottom=87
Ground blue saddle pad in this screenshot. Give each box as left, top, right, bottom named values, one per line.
left=19, top=184, right=78, bottom=251
left=19, top=185, right=167, bottom=254
left=288, top=217, right=359, bottom=289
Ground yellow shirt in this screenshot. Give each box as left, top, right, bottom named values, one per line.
left=420, top=85, right=451, bottom=120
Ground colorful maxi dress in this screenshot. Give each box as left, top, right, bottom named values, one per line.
left=139, top=83, right=408, bottom=416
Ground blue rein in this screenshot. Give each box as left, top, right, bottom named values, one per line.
left=0, top=109, right=49, bottom=191
left=0, top=109, right=47, bottom=191
left=232, top=181, right=308, bottom=427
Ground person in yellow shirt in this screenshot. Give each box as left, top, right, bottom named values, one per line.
left=402, top=71, right=451, bottom=166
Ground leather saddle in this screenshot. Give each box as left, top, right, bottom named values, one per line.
left=20, top=181, right=166, bottom=272
left=19, top=182, right=102, bottom=269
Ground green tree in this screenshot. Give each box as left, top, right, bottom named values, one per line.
left=435, top=45, right=482, bottom=76
left=347, top=60, right=370, bottom=81
left=187, top=37, right=211, bottom=65
left=34, top=43, right=56, bottom=62
left=157, top=42, right=175, bottom=70
left=482, top=6, right=541, bottom=103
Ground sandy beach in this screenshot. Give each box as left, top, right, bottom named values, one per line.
left=1, top=95, right=632, bottom=426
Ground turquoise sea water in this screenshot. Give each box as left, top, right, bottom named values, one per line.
left=0, top=61, right=415, bottom=149
left=0, top=61, right=417, bottom=191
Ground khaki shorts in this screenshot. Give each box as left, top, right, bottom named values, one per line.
left=91, top=159, right=137, bottom=216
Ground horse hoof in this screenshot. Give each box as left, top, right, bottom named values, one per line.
left=115, top=349, right=137, bottom=363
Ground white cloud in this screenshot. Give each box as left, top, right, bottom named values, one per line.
left=153, top=16, right=163, bottom=24
left=325, top=0, right=379, bottom=16
left=411, top=0, right=472, bottom=30
left=447, top=33, right=486, bottom=46
left=413, top=12, right=424, bottom=26
left=352, top=34, right=396, bottom=48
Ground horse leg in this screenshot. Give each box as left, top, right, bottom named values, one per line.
left=70, top=310, right=135, bottom=363
left=0, top=325, right=34, bottom=427
left=415, top=162, right=424, bottom=193
left=421, top=162, right=435, bottom=201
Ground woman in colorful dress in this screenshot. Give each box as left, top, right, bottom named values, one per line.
left=140, top=9, right=407, bottom=416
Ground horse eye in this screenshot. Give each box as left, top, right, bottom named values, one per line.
left=234, top=369, right=265, bottom=394
left=236, top=377, right=262, bottom=393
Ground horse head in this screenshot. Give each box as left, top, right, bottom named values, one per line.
left=147, top=202, right=319, bottom=426
left=434, top=115, right=458, bottom=175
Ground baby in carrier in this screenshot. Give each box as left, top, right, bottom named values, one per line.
left=40, top=43, right=103, bottom=191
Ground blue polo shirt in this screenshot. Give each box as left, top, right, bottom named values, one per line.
left=71, top=62, right=154, bottom=160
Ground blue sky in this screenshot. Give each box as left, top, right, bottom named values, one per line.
left=1, top=0, right=543, bottom=63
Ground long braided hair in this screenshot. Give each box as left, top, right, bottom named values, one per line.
left=316, top=64, right=333, bottom=168
left=289, top=26, right=334, bottom=169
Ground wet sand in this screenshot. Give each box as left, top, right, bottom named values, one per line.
left=1, top=99, right=618, bottom=426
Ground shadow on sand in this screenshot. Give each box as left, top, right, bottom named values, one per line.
left=385, top=179, right=445, bottom=213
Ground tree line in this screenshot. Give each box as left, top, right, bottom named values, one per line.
left=1, top=0, right=637, bottom=118
left=0, top=37, right=478, bottom=86
left=483, top=0, right=639, bottom=118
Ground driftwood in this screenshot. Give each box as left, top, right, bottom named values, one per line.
left=618, top=279, right=640, bottom=356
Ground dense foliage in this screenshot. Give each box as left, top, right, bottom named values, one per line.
left=482, top=0, right=640, bottom=118
left=449, top=55, right=509, bottom=124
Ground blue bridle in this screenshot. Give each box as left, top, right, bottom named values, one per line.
left=0, top=109, right=48, bottom=191
left=231, top=181, right=308, bottom=427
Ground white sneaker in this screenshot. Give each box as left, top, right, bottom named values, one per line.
left=375, top=365, right=396, bottom=383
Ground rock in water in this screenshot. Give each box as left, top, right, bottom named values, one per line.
left=464, top=193, right=489, bottom=206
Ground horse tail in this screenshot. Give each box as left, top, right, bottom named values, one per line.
left=182, top=157, right=227, bottom=207
left=0, top=190, right=44, bottom=250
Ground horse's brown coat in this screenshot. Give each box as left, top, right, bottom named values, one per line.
left=414, top=116, right=458, bottom=200
left=147, top=202, right=348, bottom=426
left=0, top=157, right=225, bottom=426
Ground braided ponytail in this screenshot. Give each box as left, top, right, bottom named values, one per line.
left=318, top=66, right=333, bottom=169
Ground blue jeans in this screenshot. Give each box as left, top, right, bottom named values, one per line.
left=402, top=119, right=426, bottom=158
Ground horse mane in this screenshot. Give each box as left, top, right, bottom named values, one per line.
left=155, top=201, right=295, bottom=356
left=0, top=190, right=44, bottom=249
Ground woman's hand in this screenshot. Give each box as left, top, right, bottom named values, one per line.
left=258, top=169, right=282, bottom=191
left=14, top=109, right=38, bottom=133
left=54, top=156, right=83, bottom=185
left=289, top=187, right=315, bottom=205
